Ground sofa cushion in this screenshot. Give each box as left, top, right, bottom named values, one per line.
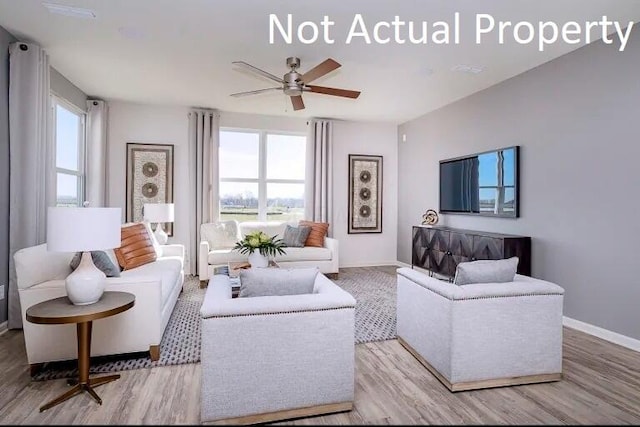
left=201, top=220, right=241, bottom=249
left=119, top=257, right=183, bottom=304
left=239, top=221, right=291, bottom=240
left=273, top=246, right=332, bottom=262
left=208, top=249, right=248, bottom=265
left=453, top=257, right=519, bottom=286
left=299, top=221, right=329, bottom=247
left=282, top=224, right=311, bottom=247
left=70, top=251, right=120, bottom=277
left=238, top=267, right=319, bottom=298
left=114, top=223, right=157, bottom=270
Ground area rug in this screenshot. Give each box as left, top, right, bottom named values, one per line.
left=32, top=266, right=398, bottom=380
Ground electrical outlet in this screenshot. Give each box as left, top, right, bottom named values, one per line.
left=0, top=285, right=4, bottom=300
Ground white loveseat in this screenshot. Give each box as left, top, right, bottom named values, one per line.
left=200, top=272, right=356, bottom=424
left=199, top=220, right=339, bottom=282
left=15, top=242, right=184, bottom=372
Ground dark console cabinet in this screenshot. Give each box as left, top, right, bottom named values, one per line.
left=411, top=226, right=531, bottom=278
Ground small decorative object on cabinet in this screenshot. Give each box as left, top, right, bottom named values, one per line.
left=348, top=154, right=383, bottom=233
left=421, top=209, right=439, bottom=227
left=411, top=225, right=531, bottom=278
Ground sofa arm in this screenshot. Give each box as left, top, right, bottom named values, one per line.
left=324, top=237, right=338, bottom=257
left=199, top=240, right=210, bottom=281
left=160, top=244, right=184, bottom=260
left=397, top=268, right=461, bottom=300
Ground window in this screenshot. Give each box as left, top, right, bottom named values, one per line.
left=53, top=98, right=86, bottom=207
left=478, top=149, right=515, bottom=214
left=219, top=130, right=306, bottom=222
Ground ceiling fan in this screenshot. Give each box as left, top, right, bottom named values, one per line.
left=230, top=57, right=361, bottom=111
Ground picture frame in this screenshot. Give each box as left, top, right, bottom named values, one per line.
left=125, top=143, right=175, bottom=236
left=348, top=154, right=383, bottom=234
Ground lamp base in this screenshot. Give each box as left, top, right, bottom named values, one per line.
left=66, top=252, right=106, bottom=305
left=154, top=223, right=168, bottom=245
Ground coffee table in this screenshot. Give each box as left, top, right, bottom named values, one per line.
left=212, top=261, right=280, bottom=297
left=26, top=292, right=135, bottom=412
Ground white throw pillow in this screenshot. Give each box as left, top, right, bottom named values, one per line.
left=201, top=220, right=241, bottom=249
left=238, top=267, right=319, bottom=298
left=143, top=221, right=163, bottom=258
left=453, top=257, right=519, bottom=286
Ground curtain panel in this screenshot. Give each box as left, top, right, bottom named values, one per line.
left=8, top=43, right=53, bottom=329
left=85, top=99, right=108, bottom=207
left=188, top=109, right=219, bottom=275
left=305, top=119, right=333, bottom=236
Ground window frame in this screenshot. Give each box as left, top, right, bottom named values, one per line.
left=52, top=95, right=87, bottom=207
left=219, top=127, right=307, bottom=222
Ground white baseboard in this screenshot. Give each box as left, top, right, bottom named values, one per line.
left=563, top=316, right=640, bottom=352
left=396, top=261, right=412, bottom=268
left=0, top=321, right=7, bottom=336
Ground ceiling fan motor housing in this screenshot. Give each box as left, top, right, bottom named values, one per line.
left=283, top=57, right=303, bottom=96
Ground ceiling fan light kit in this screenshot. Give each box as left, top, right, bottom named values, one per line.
left=231, top=57, right=360, bottom=111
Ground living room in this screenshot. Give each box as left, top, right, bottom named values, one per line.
left=0, top=0, right=639, bottom=425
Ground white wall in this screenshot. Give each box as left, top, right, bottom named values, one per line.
left=220, top=111, right=307, bottom=133
left=332, top=121, right=398, bottom=267
left=106, top=102, right=192, bottom=269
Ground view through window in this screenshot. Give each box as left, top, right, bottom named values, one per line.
left=219, top=130, right=306, bottom=222
left=54, top=98, right=86, bottom=207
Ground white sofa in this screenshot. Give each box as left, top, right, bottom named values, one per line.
left=200, top=272, right=356, bottom=424
left=396, top=267, right=564, bottom=392
left=199, top=220, right=339, bottom=282
left=15, top=242, right=184, bottom=372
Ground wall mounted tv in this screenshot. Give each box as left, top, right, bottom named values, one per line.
left=439, top=146, right=520, bottom=218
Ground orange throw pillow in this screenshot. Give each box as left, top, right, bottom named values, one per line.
left=114, top=223, right=157, bottom=270
left=299, top=221, right=329, bottom=247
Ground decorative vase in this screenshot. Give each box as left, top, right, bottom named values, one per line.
left=248, top=251, right=269, bottom=268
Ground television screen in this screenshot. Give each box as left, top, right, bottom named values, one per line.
left=439, top=146, right=519, bottom=217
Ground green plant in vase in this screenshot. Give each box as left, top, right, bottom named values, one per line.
left=233, top=231, right=286, bottom=267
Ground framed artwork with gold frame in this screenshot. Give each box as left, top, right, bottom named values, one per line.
left=348, top=154, right=383, bottom=234
left=125, top=143, right=174, bottom=236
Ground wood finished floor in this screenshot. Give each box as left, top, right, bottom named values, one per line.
left=1, top=273, right=639, bottom=424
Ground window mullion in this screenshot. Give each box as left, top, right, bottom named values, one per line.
left=258, top=131, right=267, bottom=221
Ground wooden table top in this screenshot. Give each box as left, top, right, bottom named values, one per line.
left=26, top=292, right=135, bottom=325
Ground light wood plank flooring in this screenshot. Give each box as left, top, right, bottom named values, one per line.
left=1, top=284, right=639, bottom=424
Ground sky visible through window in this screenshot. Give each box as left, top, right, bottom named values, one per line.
left=56, top=104, right=81, bottom=198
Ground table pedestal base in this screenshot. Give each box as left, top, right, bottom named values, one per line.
left=40, top=374, right=120, bottom=412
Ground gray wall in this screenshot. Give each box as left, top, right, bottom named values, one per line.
left=51, top=67, right=87, bottom=112
left=0, top=26, right=16, bottom=323
left=398, top=33, right=640, bottom=340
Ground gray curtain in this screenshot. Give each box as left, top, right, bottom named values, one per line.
left=8, top=43, right=54, bottom=329
left=85, top=100, right=108, bottom=207
left=188, top=109, right=219, bottom=275
left=305, top=119, right=333, bottom=236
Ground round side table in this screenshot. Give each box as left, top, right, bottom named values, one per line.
left=26, top=291, right=135, bottom=412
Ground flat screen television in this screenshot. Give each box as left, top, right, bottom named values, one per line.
left=439, top=146, right=519, bottom=218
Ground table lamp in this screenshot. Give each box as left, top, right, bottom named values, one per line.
left=143, top=203, right=174, bottom=244
left=47, top=207, right=121, bottom=305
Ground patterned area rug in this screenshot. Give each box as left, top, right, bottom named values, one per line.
left=32, top=266, right=398, bottom=380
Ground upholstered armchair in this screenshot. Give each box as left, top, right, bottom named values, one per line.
left=396, top=267, right=564, bottom=392
left=200, top=272, right=356, bottom=424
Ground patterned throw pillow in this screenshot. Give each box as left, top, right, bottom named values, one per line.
left=282, top=225, right=311, bottom=247
left=114, top=223, right=158, bottom=270
left=201, top=220, right=241, bottom=249
left=70, top=251, right=121, bottom=277
left=299, top=220, right=330, bottom=247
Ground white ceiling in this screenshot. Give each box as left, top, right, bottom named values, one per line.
left=1, top=0, right=639, bottom=123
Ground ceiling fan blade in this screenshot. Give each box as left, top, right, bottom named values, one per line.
left=307, top=85, right=361, bottom=99
left=230, top=87, right=282, bottom=97
left=232, top=61, right=284, bottom=84
left=291, top=95, right=305, bottom=111
left=300, top=58, right=341, bottom=83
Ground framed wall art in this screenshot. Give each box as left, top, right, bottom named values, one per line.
left=348, top=154, right=383, bottom=234
left=126, top=143, right=175, bottom=236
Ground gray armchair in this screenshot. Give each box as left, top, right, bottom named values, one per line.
left=396, top=267, right=564, bottom=392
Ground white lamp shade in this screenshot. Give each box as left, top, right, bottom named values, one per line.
left=143, top=203, right=175, bottom=223
left=47, top=207, right=122, bottom=252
